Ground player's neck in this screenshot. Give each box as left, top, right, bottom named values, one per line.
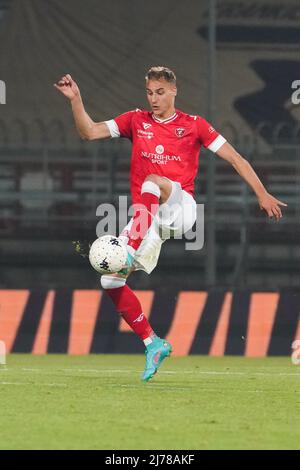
left=152, top=108, right=176, bottom=121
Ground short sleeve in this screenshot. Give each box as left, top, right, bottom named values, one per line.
left=197, top=117, right=226, bottom=152
left=105, top=110, right=136, bottom=139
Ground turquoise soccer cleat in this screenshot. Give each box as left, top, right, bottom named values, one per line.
left=142, top=337, right=172, bottom=382
left=118, top=250, right=135, bottom=276
left=126, top=251, right=135, bottom=268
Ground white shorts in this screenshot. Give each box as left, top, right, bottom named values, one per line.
left=119, top=179, right=197, bottom=274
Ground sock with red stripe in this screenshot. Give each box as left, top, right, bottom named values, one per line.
left=127, top=180, right=160, bottom=255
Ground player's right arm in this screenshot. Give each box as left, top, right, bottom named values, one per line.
left=54, top=74, right=111, bottom=140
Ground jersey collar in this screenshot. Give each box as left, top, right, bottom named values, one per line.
left=151, top=111, right=178, bottom=124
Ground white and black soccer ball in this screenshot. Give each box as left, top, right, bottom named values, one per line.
left=88, top=235, right=127, bottom=274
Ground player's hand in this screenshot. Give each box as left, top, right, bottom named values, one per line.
left=258, top=192, right=287, bottom=220
left=54, top=74, right=80, bottom=101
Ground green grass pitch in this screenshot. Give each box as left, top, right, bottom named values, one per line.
left=0, top=355, right=299, bottom=450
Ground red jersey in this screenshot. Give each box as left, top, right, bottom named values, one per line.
left=105, top=109, right=226, bottom=205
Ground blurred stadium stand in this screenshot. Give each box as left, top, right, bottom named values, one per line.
left=0, top=0, right=9, bottom=16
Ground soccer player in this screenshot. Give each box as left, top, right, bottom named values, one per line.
left=55, top=66, right=287, bottom=381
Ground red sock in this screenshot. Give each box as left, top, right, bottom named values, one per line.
left=105, top=285, right=154, bottom=340
left=128, top=181, right=160, bottom=252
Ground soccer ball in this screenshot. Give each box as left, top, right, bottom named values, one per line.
left=88, top=235, right=128, bottom=274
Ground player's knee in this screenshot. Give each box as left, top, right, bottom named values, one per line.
left=144, top=174, right=160, bottom=185
left=100, top=275, right=126, bottom=290
left=141, top=177, right=161, bottom=198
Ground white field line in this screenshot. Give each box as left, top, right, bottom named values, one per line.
left=119, top=384, right=189, bottom=391
left=61, top=368, right=135, bottom=374
left=0, top=381, right=67, bottom=387
left=119, top=384, right=298, bottom=394
left=1, top=380, right=297, bottom=393
left=13, top=367, right=300, bottom=378
left=22, top=368, right=300, bottom=377
left=22, top=368, right=135, bottom=373
left=161, top=371, right=300, bottom=377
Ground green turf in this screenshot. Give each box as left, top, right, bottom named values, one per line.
left=0, top=355, right=299, bottom=450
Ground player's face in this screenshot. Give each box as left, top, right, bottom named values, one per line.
left=146, top=79, right=177, bottom=118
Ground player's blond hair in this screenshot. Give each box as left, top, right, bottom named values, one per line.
left=145, top=66, right=176, bottom=84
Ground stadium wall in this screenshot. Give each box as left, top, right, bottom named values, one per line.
left=0, top=289, right=299, bottom=356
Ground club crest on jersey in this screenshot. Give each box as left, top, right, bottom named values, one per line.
left=175, top=127, right=185, bottom=138
left=143, top=122, right=152, bottom=130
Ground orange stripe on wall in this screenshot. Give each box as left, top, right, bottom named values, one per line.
left=32, top=290, right=55, bottom=354
left=68, top=290, right=102, bottom=355
left=119, top=291, right=154, bottom=332
left=294, top=319, right=300, bottom=341
left=166, top=292, right=208, bottom=356
left=0, top=290, right=30, bottom=352
left=245, top=293, right=279, bottom=357
left=209, top=292, right=233, bottom=356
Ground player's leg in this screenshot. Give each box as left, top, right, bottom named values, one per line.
left=133, top=183, right=196, bottom=380
left=101, top=269, right=172, bottom=382
left=144, top=173, right=173, bottom=203
left=100, top=270, right=157, bottom=344
left=126, top=174, right=172, bottom=265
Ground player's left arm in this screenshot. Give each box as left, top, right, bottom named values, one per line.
left=215, top=141, right=288, bottom=220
